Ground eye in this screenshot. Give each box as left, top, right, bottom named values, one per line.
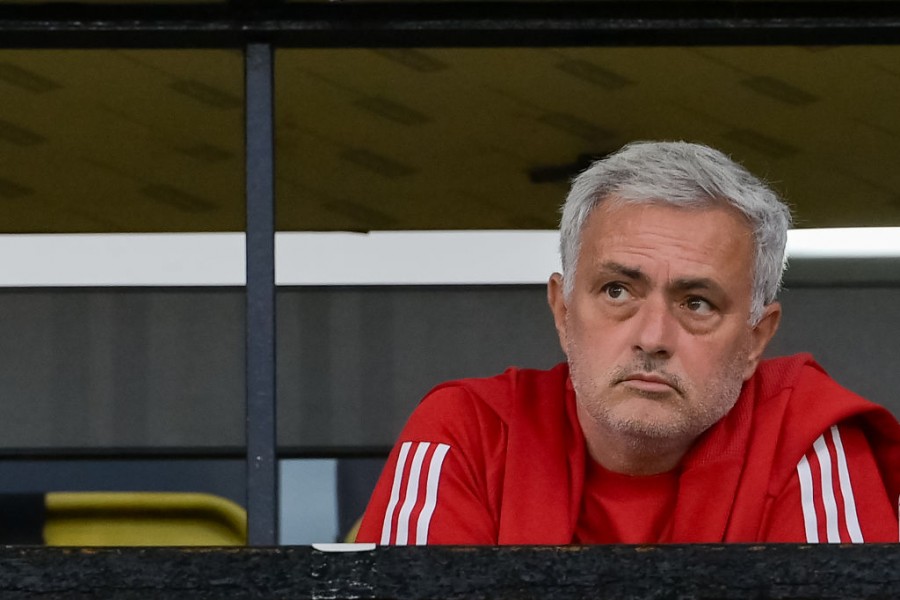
left=683, top=296, right=714, bottom=315
left=601, top=283, right=632, bottom=302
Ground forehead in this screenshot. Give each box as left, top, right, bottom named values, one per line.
left=579, top=200, right=755, bottom=283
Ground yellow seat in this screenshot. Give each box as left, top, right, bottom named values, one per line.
left=43, top=492, right=247, bottom=546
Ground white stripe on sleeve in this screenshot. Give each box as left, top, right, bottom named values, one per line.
left=415, top=443, right=450, bottom=545
left=395, top=442, right=430, bottom=545
left=830, top=425, right=864, bottom=543
left=381, top=441, right=413, bottom=545
left=797, top=453, right=819, bottom=543
left=813, top=434, right=841, bottom=542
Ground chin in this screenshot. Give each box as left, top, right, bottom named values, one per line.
left=611, top=418, right=689, bottom=441
left=604, top=405, right=691, bottom=440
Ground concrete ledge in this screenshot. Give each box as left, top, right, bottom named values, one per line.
left=0, top=544, right=898, bottom=598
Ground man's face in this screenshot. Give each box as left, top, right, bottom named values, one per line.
left=549, top=199, right=781, bottom=449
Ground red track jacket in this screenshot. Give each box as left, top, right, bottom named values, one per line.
left=358, top=354, right=900, bottom=544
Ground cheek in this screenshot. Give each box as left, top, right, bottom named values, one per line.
left=566, top=318, right=611, bottom=361
left=568, top=304, right=626, bottom=348
left=686, top=334, right=751, bottom=384
left=677, top=331, right=742, bottom=371
left=567, top=325, right=621, bottom=368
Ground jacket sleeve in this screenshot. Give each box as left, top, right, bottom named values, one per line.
left=355, top=386, right=506, bottom=545
left=762, top=422, right=898, bottom=543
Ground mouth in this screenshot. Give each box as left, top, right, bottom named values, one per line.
left=616, top=372, right=681, bottom=395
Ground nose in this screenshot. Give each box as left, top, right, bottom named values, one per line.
left=632, top=295, right=676, bottom=358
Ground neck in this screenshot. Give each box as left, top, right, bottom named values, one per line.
left=576, top=403, right=691, bottom=476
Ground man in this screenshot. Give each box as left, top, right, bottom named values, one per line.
left=356, top=141, right=900, bottom=545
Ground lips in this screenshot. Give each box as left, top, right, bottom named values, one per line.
left=617, top=372, right=681, bottom=395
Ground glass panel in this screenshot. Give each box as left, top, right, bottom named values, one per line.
left=0, top=49, right=244, bottom=233
left=278, top=457, right=388, bottom=545
left=0, top=289, right=245, bottom=452
left=280, top=459, right=339, bottom=543
left=276, top=46, right=900, bottom=231
left=276, top=285, right=566, bottom=452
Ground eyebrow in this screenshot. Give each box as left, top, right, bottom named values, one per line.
left=670, top=277, right=726, bottom=298
left=599, top=262, right=649, bottom=283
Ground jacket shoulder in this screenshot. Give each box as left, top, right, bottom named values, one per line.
left=753, top=354, right=900, bottom=492
left=755, top=353, right=881, bottom=418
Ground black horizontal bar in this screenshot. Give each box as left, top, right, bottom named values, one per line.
left=276, top=446, right=392, bottom=459
left=3, top=1, right=900, bottom=48
left=1, top=545, right=899, bottom=598
left=0, top=446, right=391, bottom=460
left=0, top=447, right=249, bottom=460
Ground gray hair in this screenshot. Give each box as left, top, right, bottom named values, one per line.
left=559, top=141, right=792, bottom=324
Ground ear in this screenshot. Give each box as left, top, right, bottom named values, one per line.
left=742, top=301, right=782, bottom=380
left=547, top=273, right=569, bottom=355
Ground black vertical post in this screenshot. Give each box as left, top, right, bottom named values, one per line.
left=245, top=42, right=277, bottom=546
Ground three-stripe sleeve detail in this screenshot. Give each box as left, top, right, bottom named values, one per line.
left=796, top=425, right=864, bottom=543
left=797, top=454, right=818, bottom=542
left=380, top=441, right=412, bottom=544
left=831, top=425, right=864, bottom=543
left=379, top=441, right=451, bottom=545
left=416, top=444, right=450, bottom=545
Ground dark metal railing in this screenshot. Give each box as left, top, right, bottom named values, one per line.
left=3, top=2, right=900, bottom=49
